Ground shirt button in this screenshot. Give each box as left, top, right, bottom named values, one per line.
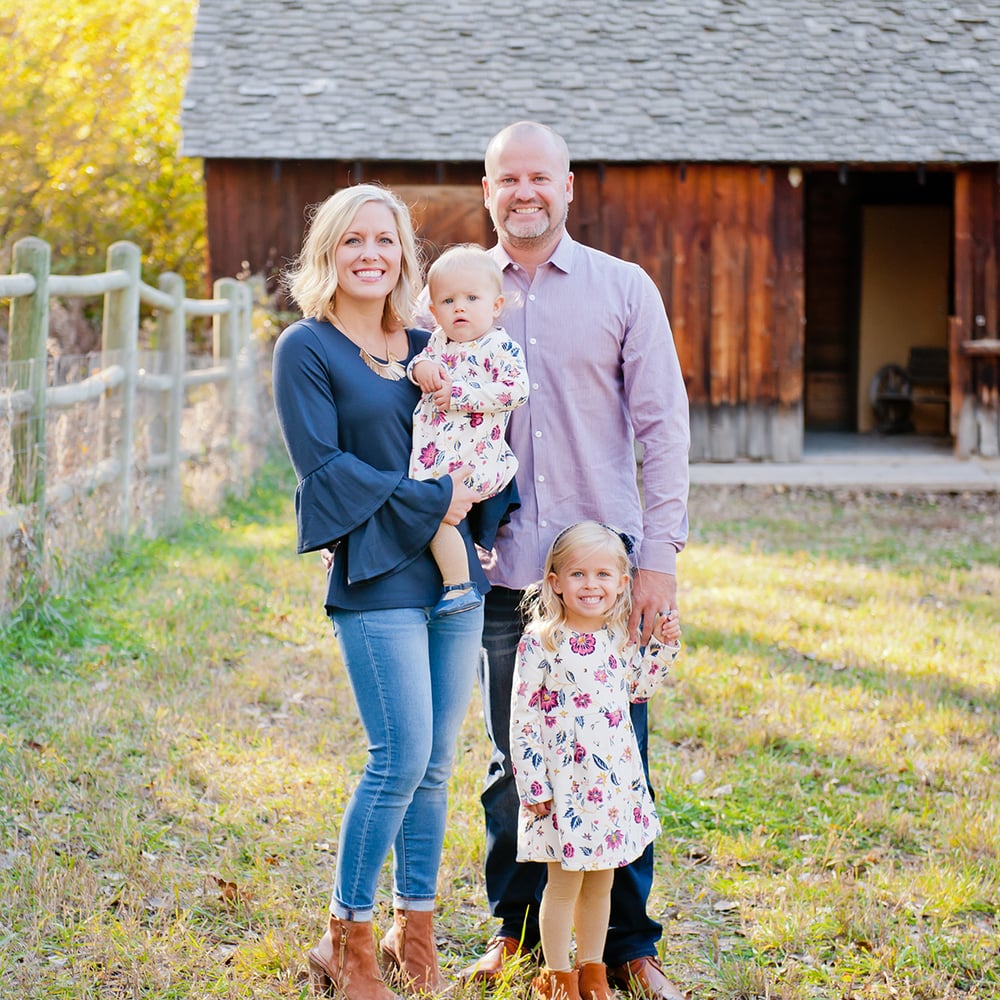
left=540, top=520, right=548, bottom=528
left=529, top=337, right=537, bottom=345
left=532, top=383, right=539, bottom=390
left=537, top=475, right=545, bottom=482
left=528, top=294, right=536, bottom=301
left=534, top=430, right=542, bottom=438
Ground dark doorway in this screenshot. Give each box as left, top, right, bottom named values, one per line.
left=803, top=169, right=953, bottom=434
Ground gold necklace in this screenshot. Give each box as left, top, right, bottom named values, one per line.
left=331, top=313, right=406, bottom=381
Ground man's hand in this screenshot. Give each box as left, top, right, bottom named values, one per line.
left=629, top=568, right=678, bottom=646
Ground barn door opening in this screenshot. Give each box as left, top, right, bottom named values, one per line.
left=857, top=204, right=951, bottom=435
left=804, top=170, right=953, bottom=437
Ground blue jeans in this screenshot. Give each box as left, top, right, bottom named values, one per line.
left=480, top=587, right=661, bottom=963
left=329, top=604, right=483, bottom=920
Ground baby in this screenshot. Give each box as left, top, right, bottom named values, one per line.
left=408, top=245, right=529, bottom=618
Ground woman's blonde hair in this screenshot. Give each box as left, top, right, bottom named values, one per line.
left=522, top=520, right=634, bottom=652
left=282, top=184, right=422, bottom=330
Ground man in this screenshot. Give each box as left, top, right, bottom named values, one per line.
left=459, top=121, right=690, bottom=1000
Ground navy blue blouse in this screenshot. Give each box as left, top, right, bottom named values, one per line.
left=272, top=317, right=494, bottom=612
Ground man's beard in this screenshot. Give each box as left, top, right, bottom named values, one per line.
left=496, top=205, right=569, bottom=248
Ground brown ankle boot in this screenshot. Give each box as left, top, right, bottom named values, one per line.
left=307, top=914, right=399, bottom=1000
left=533, top=968, right=583, bottom=1000
left=380, top=908, right=448, bottom=994
left=577, top=962, right=613, bottom=1000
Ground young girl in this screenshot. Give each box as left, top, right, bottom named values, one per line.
left=510, top=521, right=682, bottom=1000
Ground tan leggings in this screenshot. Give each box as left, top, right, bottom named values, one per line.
left=539, top=862, right=615, bottom=972
left=429, top=522, right=470, bottom=587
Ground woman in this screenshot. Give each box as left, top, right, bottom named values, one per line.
left=272, top=184, right=486, bottom=999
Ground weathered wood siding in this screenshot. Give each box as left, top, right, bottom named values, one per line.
left=577, top=163, right=804, bottom=460
left=205, top=159, right=805, bottom=459
left=954, top=166, right=1000, bottom=340
left=954, top=166, right=1000, bottom=454
left=203, top=159, right=487, bottom=288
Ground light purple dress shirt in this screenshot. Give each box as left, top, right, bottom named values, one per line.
left=419, top=233, right=689, bottom=589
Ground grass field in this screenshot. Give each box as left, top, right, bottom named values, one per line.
left=1, top=457, right=997, bottom=999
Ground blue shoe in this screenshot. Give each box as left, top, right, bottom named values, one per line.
left=432, top=582, right=483, bottom=619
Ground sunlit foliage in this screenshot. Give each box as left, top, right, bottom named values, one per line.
left=0, top=0, right=205, bottom=290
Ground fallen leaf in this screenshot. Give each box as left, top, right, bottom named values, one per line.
left=210, top=874, right=244, bottom=906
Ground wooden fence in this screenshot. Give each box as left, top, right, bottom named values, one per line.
left=1, top=237, right=268, bottom=613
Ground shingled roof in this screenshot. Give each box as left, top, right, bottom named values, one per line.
left=180, top=0, right=1000, bottom=164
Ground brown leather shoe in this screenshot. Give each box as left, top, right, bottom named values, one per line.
left=458, top=935, right=529, bottom=983
left=607, top=957, right=685, bottom=1000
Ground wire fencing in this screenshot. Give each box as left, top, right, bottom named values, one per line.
left=1, top=237, right=271, bottom=616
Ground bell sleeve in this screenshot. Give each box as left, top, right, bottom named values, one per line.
left=273, top=322, right=451, bottom=585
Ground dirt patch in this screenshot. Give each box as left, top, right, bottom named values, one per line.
left=689, top=483, right=999, bottom=549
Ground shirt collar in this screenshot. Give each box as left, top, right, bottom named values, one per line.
left=491, top=232, right=577, bottom=275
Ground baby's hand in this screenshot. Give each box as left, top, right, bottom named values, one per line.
left=413, top=360, right=446, bottom=392
left=654, top=610, right=681, bottom=645
left=524, top=799, right=552, bottom=817
left=431, top=377, right=453, bottom=411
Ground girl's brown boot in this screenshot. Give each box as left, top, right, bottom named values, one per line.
left=533, top=968, right=583, bottom=1000
left=577, top=962, right=614, bottom=1000
left=307, top=914, right=399, bottom=1000
left=380, top=908, right=449, bottom=994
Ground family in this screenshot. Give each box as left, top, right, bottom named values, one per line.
left=271, top=121, right=691, bottom=1000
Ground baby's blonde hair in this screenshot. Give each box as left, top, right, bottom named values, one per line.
left=522, top=520, right=634, bottom=652
left=427, top=244, right=503, bottom=302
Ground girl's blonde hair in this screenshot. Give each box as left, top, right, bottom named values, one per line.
left=523, top=520, right=634, bottom=651
left=282, top=184, right=422, bottom=330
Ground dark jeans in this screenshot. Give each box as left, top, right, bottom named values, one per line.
left=479, top=586, right=662, bottom=964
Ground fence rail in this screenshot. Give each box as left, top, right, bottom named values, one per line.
left=1, top=236, right=267, bottom=613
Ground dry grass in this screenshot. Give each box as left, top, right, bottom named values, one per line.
left=1, top=466, right=997, bottom=999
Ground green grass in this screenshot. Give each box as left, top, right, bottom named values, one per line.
left=1, top=462, right=997, bottom=999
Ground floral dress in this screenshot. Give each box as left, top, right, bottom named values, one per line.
left=408, top=326, right=529, bottom=497
left=510, top=626, right=680, bottom=871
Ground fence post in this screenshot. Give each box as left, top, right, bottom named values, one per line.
left=102, top=241, right=141, bottom=537
left=8, top=237, right=51, bottom=585
left=213, top=277, right=242, bottom=495
left=239, top=281, right=261, bottom=460
left=239, top=281, right=259, bottom=467
left=158, top=272, right=186, bottom=523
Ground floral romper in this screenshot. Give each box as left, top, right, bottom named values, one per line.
left=408, top=326, right=528, bottom=497
left=511, top=626, right=680, bottom=870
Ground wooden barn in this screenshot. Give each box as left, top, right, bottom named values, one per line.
left=180, top=0, right=1000, bottom=461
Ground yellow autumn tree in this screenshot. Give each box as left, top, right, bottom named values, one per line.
left=0, top=0, right=205, bottom=295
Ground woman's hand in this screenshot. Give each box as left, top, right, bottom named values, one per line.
left=524, top=799, right=552, bottom=817
left=442, top=468, right=476, bottom=525
left=431, top=378, right=453, bottom=411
